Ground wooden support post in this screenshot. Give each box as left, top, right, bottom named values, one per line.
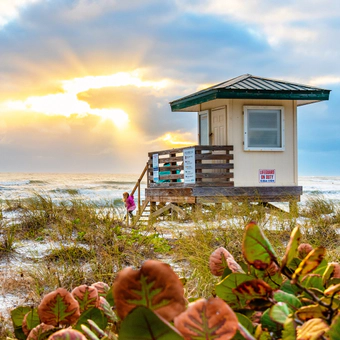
left=149, top=202, right=156, bottom=224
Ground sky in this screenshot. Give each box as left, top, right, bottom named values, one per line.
left=0, top=0, right=340, bottom=175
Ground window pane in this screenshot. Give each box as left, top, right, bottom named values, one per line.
left=248, top=110, right=279, bottom=129
left=247, top=109, right=281, bottom=148
left=249, top=131, right=280, bottom=147
left=199, top=114, right=209, bottom=145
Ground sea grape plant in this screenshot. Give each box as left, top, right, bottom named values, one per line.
left=10, top=220, right=340, bottom=339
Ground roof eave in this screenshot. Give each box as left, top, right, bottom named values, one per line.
left=170, top=89, right=330, bottom=112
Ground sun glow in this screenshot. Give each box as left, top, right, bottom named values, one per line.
left=5, top=70, right=168, bottom=128
left=149, top=132, right=196, bottom=147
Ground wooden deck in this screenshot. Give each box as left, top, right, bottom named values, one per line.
left=130, top=145, right=302, bottom=224
left=145, top=145, right=301, bottom=203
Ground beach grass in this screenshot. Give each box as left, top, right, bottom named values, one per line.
left=0, top=193, right=339, bottom=337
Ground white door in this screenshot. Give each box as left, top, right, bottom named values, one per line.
left=211, top=107, right=226, bottom=145
left=211, top=107, right=227, bottom=177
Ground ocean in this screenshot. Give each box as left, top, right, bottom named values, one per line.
left=0, top=173, right=147, bottom=206
left=0, top=173, right=340, bottom=205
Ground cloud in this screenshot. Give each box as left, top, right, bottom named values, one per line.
left=0, top=0, right=42, bottom=27
left=0, top=0, right=340, bottom=174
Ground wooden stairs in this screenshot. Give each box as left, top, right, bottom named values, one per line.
left=127, top=163, right=187, bottom=227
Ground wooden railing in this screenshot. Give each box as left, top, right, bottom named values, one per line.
left=147, top=145, right=234, bottom=188
left=131, top=162, right=148, bottom=214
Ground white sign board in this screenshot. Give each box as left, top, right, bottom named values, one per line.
left=153, top=154, right=159, bottom=182
left=259, top=169, right=276, bottom=183
left=184, top=148, right=196, bottom=184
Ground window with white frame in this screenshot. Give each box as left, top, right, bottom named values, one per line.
left=244, top=106, right=285, bottom=151
left=198, top=110, right=209, bottom=145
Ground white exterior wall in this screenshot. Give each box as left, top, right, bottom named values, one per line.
left=199, top=98, right=298, bottom=187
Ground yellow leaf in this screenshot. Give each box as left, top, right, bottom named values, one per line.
left=281, top=225, right=301, bottom=269
left=297, top=318, right=329, bottom=340
left=296, top=305, right=327, bottom=321
left=292, top=247, right=326, bottom=283
left=324, top=283, right=340, bottom=296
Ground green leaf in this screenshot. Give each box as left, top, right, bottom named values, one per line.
left=269, top=302, right=290, bottom=325
left=99, top=296, right=118, bottom=323
left=222, top=266, right=233, bottom=279
left=119, top=306, right=183, bottom=340
left=80, top=325, right=101, bottom=340
left=105, top=287, right=114, bottom=307
left=215, top=273, right=254, bottom=309
left=292, top=247, right=326, bottom=283
left=242, top=221, right=277, bottom=270
left=233, top=323, right=256, bottom=340
left=260, top=309, right=281, bottom=333
left=254, top=324, right=272, bottom=339
left=327, top=313, right=340, bottom=339
left=280, top=279, right=301, bottom=296
left=235, top=313, right=254, bottom=335
left=75, top=307, right=107, bottom=334
left=312, top=259, right=328, bottom=275
left=301, top=274, right=324, bottom=295
left=273, top=290, right=302, bottom=311
left=286, top=258, right=301, bottom=272
left=281, top=317, right=297, bottom=340
left=25, top=308, right=41, bottom=332
left=253, top=267, right=283, bottom=289
left=281, top=226, right=301, bottom=269
left=10, top=306, right=31, bottom=340
left=81, top=320, right=107, bottom=340
left=11, top=306, right=31, bottom=328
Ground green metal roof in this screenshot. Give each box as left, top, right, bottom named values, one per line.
left=170, top=74, right=331, bottom=112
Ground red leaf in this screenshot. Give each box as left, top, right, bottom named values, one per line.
left=71, top=285, right=100, bottom=313
left=174, top=297, right=238, bottom=340
left=47, top=329, right=87, bottom=339
left=113, top=259, right=186, bottom=321
left=37, top=288, right=80, bottom=326
left=209, top=247, right=234, bottom=276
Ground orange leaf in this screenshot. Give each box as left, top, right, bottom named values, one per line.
left=174, top=297, right=238, bottom=340
left=296, top=318, right=329, bottom=340
left=71, top=285, right=100, bottom=313
left=292, top=247, right=326, bottom=283
left=37, top=288, right=80, bottom=326
left=113, top=260, right=186, bottom=321
left=27, top=323, right=55, bottom=340
left=209, top=247, right=234, bottom=276
left=47, top=329, right=87, bottom=339
left=233, top=279, right=273, bottom=301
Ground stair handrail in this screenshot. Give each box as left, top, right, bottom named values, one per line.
left=131, top=162, right=148, bottom=215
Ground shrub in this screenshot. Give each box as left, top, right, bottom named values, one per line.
left=10, top=221, right=340, bottom=339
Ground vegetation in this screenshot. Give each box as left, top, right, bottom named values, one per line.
left=0, top=194, right=339, bottom=339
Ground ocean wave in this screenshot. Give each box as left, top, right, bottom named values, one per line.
left=29, top=180, right=47, bottom=185
left=51, top=188, right=80, bottom=195
left=0, top=180, right=30, bottom=186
